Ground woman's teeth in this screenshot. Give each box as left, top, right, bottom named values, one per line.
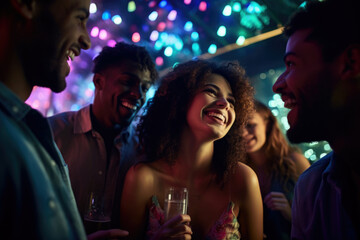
left=207, top=112, right=225, bottom=123
left=66, top=50, right=75, bottom=61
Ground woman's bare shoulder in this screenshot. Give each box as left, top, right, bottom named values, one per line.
left=125, top=163, right=158, bottom=190
left=231, top=162, right=259, bottom=193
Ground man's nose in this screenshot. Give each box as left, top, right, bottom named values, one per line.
left=273, top=72, right=286, bottom=94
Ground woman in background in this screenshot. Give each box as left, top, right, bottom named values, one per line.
left=242, top=100, right=310, bottom=240
left=119, top=60, right=263, bottom=239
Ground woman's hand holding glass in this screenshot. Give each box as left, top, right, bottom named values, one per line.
left=152, top=214, right=192, bottom=240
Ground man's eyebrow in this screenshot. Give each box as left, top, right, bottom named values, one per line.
left=283, top=52, right=296, bottom=62
left=122, top=72, right=152, bottom=83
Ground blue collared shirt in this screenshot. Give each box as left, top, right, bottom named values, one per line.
left=292, top=151, right=357, bottom=239
left=0, top=82, right=86, bottom=239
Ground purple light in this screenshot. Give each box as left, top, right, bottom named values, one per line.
left=148, top=1, right=157, bottom=8
left=90, top=27, right=99, bottom=37
left=99, top=29, right=108, bottom=40
left=107, top=40, right=116, bottom=47
left=150, top=30, right=159, bottom=41
left=168, top=10, right=177, bottom=21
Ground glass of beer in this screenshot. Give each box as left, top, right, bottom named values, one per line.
left=83, top=192, right=111, bottom=234
left=164, top=187, right=188, bottom=221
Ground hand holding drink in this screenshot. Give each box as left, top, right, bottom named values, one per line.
left=164, top=187, right=188, bottom=221
left=83, top=192, right=111, bottom=234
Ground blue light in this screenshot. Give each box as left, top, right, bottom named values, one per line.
left=159, top=0, right=167, bottom=8
left=102, top=11, right=111, bottom=20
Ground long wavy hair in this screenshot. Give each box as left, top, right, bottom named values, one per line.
left=137, top=60, right=254, bottom=184
left=250, top=100, right=299, bottom=188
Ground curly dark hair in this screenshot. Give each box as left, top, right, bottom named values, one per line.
left=284, top=0, right=360, bottom=62
left=138, top=59, right=254, bottom=184
left=92, top=41, right=158, bottom=83
left=249, top=100, right=299, bottom=190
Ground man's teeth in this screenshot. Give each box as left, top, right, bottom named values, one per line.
left=284, top=99, right=297, bottom=109
left=122, top=101, right=137, bottom=110
left=66, top=50, right=75, bottom=61
left=207, top=112, right=225, bottom=123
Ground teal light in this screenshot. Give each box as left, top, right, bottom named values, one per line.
left=191, top=32, right=199, bottom=41
left=281, top=116, right=290, bottom=130
left=184, top=21, right=193, bottom=31
left=222, top=5, right=232, bottom=16
left=174, top=40, right=184, bottom=51
left=164, top=46, right=173, bottom=57
left=217, top=26, right=226, bottom=37
left=208, top=44, right=217, bottom=54
left=236, top=35, right=245, bottom=45
left=232, top=2, right=241, bottom=12
left=324, top=143, right=331, bottom=151
left=112, top=15, right=122, bottom=25
left=154, top=40, right=163, bottom=50
left=247, top=1, right=262, bottom=14
left=304, top=149, right=314, bottom=158
left=160, top=32, right=169, bottom=41
left=191, top=43, right=201, bottom=55
left=271, top=109, right=279, bottom=117
left=299, top=1, right=307, bottom=8
left=310, top=154, right=317, bottom=161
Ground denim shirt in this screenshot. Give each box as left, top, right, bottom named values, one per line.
left=292, top=151, right=357, bottom=239
left=0, top=82, right=86, bottom=239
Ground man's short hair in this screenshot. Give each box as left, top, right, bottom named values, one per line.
left=284, top=0, right=360, bottom=61
left=92, top=42, right=158, bottom=83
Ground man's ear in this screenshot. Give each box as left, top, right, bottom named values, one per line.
left=11, top=0, right=36, bottom=19
left=341, top=45, right=360, bottom=81
left=93, top=73, right=105, bottom=90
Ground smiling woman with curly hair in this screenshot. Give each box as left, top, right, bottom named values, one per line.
left=119, top=59, right=263, bottom=240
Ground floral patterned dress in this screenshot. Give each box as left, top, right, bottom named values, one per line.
left=147, top=196, right=241, bottom=239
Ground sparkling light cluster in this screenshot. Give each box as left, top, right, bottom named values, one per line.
left=25, top=0, right=324, bottom=163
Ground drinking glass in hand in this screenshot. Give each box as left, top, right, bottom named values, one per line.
left=83, top=192, right=111, bottom=234
left=164, top=187, right=188, bottom=221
